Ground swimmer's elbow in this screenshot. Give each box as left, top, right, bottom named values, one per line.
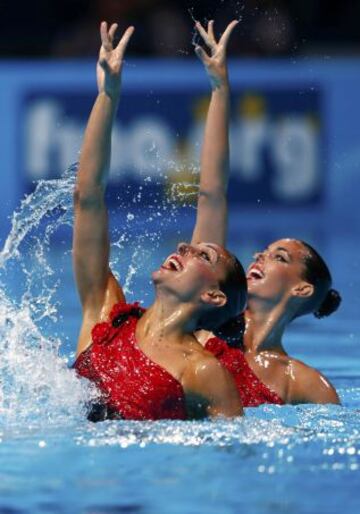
left=73, top=184, right=105, bottom=209
left=197, top=187, right=227, bottom=205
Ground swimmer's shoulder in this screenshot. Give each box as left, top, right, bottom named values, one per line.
left=286, top=358, right=340, bottom=405
left=183, top=345, right=243, bottom=416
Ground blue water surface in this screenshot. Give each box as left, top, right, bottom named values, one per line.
left=0, top=179, right=359, bottom=514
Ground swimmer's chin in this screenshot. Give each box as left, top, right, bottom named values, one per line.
left=151, top=268, right=164, bottom=283
left=151, top=268, right=176, bottom=289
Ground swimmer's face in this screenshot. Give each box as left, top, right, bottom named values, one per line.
left=246, top=239, right=311, bottom=305
left=152, top=242, right=232, bottom=305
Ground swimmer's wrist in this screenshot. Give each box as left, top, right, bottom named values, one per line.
left=210, top=77, right=229, bottom=93
left=98, top=89, right=121, bottom=104
left=207, top=68, right=229, bottom=91
left=97, top=73, right=122, bottom=101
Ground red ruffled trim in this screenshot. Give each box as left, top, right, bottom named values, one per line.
left=109, top=301, right=144, bottom=322
left=91, top=322, right=114, bottom=345
left=91, top=302, right=145, bottom=346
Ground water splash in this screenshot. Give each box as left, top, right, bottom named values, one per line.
left=0, top=164, right=94, bottom=430
left=0, top=160, right=199, bottom=431
left=0, top=164, right=76, bottom=270
left=0, top=286, right=94, bottom=431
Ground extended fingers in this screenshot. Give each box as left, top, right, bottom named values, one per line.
left=219, top=19, right=239, bottom=48
left=194, top=45, right=210, bottom=65
left=208, top=20, right=215, bottom=43
left=108, top=23, right=118, bottom=44
left=195, top=21, right=215, bottom=50
left=100, top=21, right=113, bottom=51
left=115, top=26, right=135, bottom=56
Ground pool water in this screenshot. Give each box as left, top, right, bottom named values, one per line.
left=0, top=175, right=359, bottom=514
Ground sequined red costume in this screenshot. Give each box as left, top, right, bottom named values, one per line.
left=205, top=337, right=284, bottom=407
left=74, top=302, right=187, bottom=421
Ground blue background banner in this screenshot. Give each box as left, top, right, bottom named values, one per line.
left=21, top=87, right=323, bottom=206
left=1, top=59, right=360, bottom=243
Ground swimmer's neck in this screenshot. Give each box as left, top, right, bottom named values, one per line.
left=137, top=297, right=199, bottom=343
left=243, top=299, right=292, bottom=354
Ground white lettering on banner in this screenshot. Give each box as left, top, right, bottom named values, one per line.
left=25, top=101, right=60, bottom=179
left=234, top=119, right=268, bottom=181
left=271, top=118, right=318, bottom=199
left=24, top=99, right=319, bottom=201
left=110, top=124, right=127, bottom=175
left=25, top=100, right=83, bottom=179
left=25, top=101, right=174, bottom=180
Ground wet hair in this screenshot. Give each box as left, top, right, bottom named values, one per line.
left=298, top=241, right=341, bottom=319
left=197, top=252, right=247, bottom=330
left=219, top=254, right=248, bottom=317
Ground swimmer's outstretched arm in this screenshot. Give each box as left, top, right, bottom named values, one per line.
left=191, top=20, right=238, bottom=247
left=73, top=22, right=134, bottom=356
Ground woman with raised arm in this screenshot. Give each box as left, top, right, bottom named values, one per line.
left=72, top=21, right=246, bottom=421
left=192, top=20, right=341, bottom=406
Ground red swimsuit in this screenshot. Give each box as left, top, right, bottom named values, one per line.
left=74, top=302, right=283, bottom=420
left=74, top=302, right=187, bottom=421
left=205, top=337, right=284, bottom=407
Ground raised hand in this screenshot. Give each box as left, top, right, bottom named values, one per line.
left=195, top=20, right=238, bottom=89
left=97, top=21, right=134, bottom=99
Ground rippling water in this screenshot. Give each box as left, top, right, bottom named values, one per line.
left=0, top=170, right=359, bottom=514
left=1, top=397, right=360, bottom=513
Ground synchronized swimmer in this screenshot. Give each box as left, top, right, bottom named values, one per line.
left=191, top=23, right=341, bottom=406
left=73, top=20, right=246, bottom=421
left=72, top=19, right=341, bottom=421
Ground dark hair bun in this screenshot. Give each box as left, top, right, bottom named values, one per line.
left=314, top=289, right=342, bottom=319
left=214, top=314, right=245, bottom=347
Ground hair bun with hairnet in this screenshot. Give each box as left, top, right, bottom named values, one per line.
left=314, top=288, right=342, bottom=319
